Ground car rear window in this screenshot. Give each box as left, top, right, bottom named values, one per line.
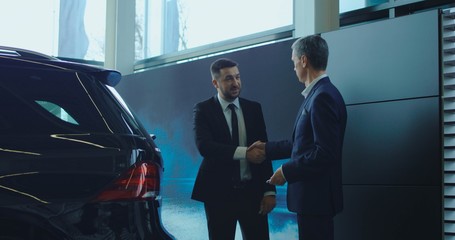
left=0, top=67, right=125, bottom=135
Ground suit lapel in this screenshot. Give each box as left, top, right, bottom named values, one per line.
left=211, top=95, right=232, bottom=141
left=239, top=98, right=251, bottom=144
left=291, top=77, right=329, bottom=140
left=292, top=98, right=306, bottom=141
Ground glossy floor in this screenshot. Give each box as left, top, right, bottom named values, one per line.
left=161, top=178, right=298, bottom=240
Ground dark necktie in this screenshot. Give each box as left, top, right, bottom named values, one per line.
left=228, top=104, right=239, bottom=146
left=228, top=104, right=241, bottom=183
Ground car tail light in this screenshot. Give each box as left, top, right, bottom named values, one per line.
left=93, top=161, right=160, bottom=202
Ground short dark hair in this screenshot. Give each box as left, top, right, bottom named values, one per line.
left=291, top=35, right=329, bottom=71
left=210, top=58, right=238, bottom=79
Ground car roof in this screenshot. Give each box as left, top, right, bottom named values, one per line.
left=0, top=46, right=122, bottom=87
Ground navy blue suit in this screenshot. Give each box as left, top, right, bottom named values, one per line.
left=266, top=77, right=347, bottom=237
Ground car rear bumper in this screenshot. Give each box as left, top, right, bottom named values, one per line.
left=0, top=199, right=174, bottom=240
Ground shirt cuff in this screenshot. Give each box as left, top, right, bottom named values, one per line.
left=263, top=191, right=276, bottom=197
left=234, top=146, right=247, bottom=160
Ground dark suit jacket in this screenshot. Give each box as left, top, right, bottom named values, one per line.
left=191, top=95, right=276, bottom=203
left=266, top=77, right=347, bottom=215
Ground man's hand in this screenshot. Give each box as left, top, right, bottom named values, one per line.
left=246, top=141, right=266, bottom=164
left=267, top=166, right=286, bottom=186
left=259, top=195, right=276, bottom=215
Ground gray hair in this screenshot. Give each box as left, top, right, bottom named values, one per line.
left=291, top=35, right=329, bottom=71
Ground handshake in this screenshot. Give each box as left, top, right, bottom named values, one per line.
left=246, top=140, right=266, bottom=164
left=246, top=141, right=287, bottom=186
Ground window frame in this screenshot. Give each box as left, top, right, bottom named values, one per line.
left=134, top=25, right=293, bottom=71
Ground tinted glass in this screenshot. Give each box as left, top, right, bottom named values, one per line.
left=0, top=67, right=123, bottom=134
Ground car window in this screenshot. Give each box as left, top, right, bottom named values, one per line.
left=0, top=67, right=116, bottom=134
left=35, top=100, right=79, bottom=125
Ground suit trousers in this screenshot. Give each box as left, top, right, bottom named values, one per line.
left=203, top=185, right=270, bottom=240
left=297, top=214, right=334, bottom=240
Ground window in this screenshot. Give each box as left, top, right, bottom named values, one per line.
left=0, top=0, right=394, bottom=65
left=340, top=0, right=388, bottom=13
left=0, top=0, right=106, bottom=61
left=0, top=67, right=112, bottom=134
left=135, top=0, right=293, bottom=62
left=36, top=101, right=78, bottom=125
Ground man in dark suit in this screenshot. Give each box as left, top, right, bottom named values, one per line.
left=191, top=58, right=276, bottom=240
left=250, top=35, right=347, bottom=240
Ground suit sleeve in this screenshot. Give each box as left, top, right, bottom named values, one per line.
left=193, top=103, right=237, bottom=163
left=265, top=140, right=293, bottom=160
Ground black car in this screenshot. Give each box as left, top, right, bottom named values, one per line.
left=0, top=46, right=174, bottom=239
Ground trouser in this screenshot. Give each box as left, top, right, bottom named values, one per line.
left=297, top=214, right=334, bottom=240
left=204, top=187, right=270, bottom=240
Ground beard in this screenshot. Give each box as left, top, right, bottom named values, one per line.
left=220, top=86, right=241, bottom=101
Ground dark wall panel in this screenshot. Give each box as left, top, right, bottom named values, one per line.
left=323, top=10, right=439, bottom=104
left=336, top=186, right=442, bottom=240
left=323, top=8, right=442, bottom=240
left=343, top=97, right=441, bottom=185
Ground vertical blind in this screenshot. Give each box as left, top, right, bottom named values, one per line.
left=443, top=7, right=455, bottom=239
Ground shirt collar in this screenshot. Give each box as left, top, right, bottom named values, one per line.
left=301, top=73, right=327, bottom=98
left=217, top=93, right=239, bottom=110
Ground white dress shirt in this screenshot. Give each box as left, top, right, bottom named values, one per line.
left=217, top=94, right=251, bottom=181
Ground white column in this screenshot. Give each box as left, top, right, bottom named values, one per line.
left=104, top=0, right=135, bottom=75
left=294, top=0, right=339, bottom=38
